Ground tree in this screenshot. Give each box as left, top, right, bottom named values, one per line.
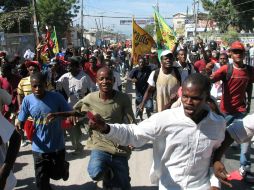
left=201, top=0, right=254, bottom=33
left=0, top=0, right=31, bottom=33
left=143, top=24, right=155, bottom=37
left=36, top=0, right=79, bottom=44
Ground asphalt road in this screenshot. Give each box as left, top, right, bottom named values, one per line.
left=13, top=80, right=254, bottom=190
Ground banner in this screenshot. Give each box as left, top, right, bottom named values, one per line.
left=51, top=26, right=59, bottom=54
left=153, top=8, right=176, bottom=51
left=132, top=18, right=155, bottom=65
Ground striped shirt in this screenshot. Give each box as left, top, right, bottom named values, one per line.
left=17, top=76, right=32, bottom=97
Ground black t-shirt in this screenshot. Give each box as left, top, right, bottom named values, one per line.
left=128, top=66, right=152, bottom=96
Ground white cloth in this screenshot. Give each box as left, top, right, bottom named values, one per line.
left=0, top=89, right=12, bottom=110
left=210, top=63, right=223, bottom=100
left=0, top=114, right=16, bottom=190
left=23, top=49, right=35, bottom=60
left=249, top=47, right=254, bottom=57
left=56, top=71, right=96, bottom=107
left=105, top=106, right=226, bottom=190
left=227, top=113, right=254, bottom=143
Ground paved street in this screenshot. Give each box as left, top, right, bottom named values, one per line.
left=13, top=80, right=254, bottom=190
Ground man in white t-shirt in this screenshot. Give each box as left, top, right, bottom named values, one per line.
left=56, top=56, right=96, bottom=152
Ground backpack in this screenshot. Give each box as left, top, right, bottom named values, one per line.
left=225, top=64, right=253, bottom=81
left=153, top=67, right=182, bottom=85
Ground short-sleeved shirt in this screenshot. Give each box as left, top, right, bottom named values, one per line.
left=211, top=64, right=254, bottom=114
left=18, top=91, right=71, bottom=153
left=147, top=69, right=180, bottom=112
left=17, top=76, right=32, bottom=97
left=128, top=66, right=152, bottom=96
left=73, top=91, right=135, bottom=156
left=56, top=71, right=96, bottom=107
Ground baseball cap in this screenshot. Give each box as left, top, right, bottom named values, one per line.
left=25, top=60, right=40, bottom=69
left=230, top=41, right=245, bottom=51
left=160, top=50, right=173, bottom=58
left=68, top=56, right=81, bottom=66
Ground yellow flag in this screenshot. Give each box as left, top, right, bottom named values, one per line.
left=154, top=8, right=176, bottom=51
left=132, top=18, right=155, bottom=65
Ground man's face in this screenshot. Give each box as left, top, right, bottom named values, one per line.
left=219, top=55, right=228, bottom=66
left=27, top=65, right=39, bottom=76
left=177, top=50, right=187, bottom=63
left=161, top=54, right=173, bottom=69
left=31, top=78, right=46, bottom=99
left=96, top=70, right=114, bottom=93
left=231, top=49, right=245, bottom=64
left=181, top=83, right=207, bottom=120
left=138, top=58, right=145, bottom=69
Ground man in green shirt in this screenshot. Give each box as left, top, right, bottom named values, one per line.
left=74, top=67, right=135, bottom=189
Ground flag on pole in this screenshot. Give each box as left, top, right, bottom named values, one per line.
left=132, top=18, right=155, bottom=65
left=153, top=7, right=176, bottom=51
left=51, top=26, right=59, bottom=54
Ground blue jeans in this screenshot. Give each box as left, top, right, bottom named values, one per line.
left=225, top=112, right=251, bottom=166
left=88, top=150, right=131, bottom=189
left=135, top=95, right=153, bottom=113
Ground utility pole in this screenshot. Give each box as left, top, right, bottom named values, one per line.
left=32, top=0, right=39, bottom=45
left=101, top=15, right=104, bottom=45
left=156, top=0, right=159, bottom=12
left=193, top=0, right=196, bottom=37
left=81, top=0, right=84, bottom=47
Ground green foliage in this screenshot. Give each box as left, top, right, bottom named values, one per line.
left=36, top=0, right=79, bottom=40
left=221, top=27, right=240, bottom=45
left=143, top=24, right=155, bottom=37
left=201, top=0, right=254, bottom=33
left=0, top=6, right=32, bottom=33
left=0, top=0, right=29, bottom=11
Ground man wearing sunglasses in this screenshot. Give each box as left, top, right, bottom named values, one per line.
left=210, top=41, right=254, bottom=180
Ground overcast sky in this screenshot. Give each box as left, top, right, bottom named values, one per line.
left=73, top=0, right=204, bottom=37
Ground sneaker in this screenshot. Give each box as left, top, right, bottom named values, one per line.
left=21, top=140, right=28, bottom=147
left=239, top=165, right=251, bottom=176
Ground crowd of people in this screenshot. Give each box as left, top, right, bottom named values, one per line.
left=0, top=35, right=254, bottom=190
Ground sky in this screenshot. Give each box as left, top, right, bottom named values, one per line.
left=73, top=0, right=204, bottom=37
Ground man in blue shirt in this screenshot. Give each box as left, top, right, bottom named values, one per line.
left=17, top=72, right=71, bottom=190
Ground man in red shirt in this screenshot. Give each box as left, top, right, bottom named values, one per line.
left=194, top=39, right=217, bottom=73
left=210, top=41, right=254, bottom=179
left=0, top=63, right=21, bottom=121
left=83, top=56, right=102, bottom=85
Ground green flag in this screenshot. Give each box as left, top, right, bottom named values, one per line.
left=51, top=26, right=59, bottom=54
left=153, top=7, right=176, bottom=52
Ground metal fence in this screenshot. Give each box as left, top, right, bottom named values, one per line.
left=0, top=33, right=35, bottom=59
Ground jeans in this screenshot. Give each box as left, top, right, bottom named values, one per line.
left=88, top=150, right=131, bottom=189
left=225, top=112, right=251, bottom=166
left=135, top=95, right=153, bottom=114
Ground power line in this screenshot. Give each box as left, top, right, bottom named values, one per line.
left=233, top=0, right=254, bottom=7
left=83, top=14, right=172, bottom=19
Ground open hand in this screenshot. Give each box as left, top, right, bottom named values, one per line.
left=213, top=161, right=232, bottom=188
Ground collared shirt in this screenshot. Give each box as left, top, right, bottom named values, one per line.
left=56, top=70, right=96, bottom=107
left=106, top=106, right=226, bottom=190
